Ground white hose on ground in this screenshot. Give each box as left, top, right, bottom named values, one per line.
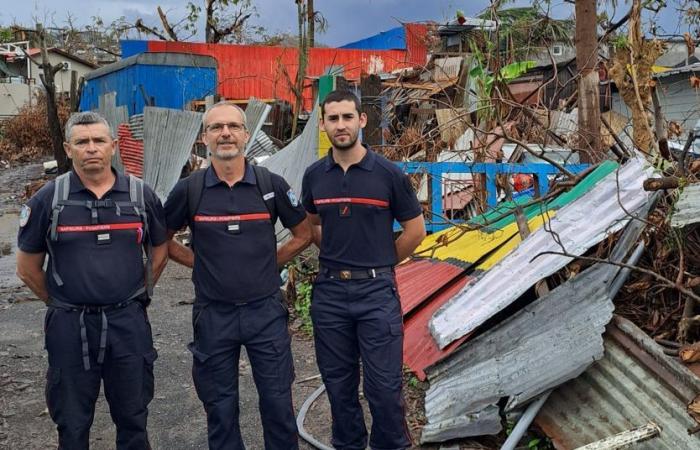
left=296, top=383, right=334, bottom=450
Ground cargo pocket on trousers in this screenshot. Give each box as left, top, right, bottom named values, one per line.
left=142, top=349, right=158, bottom=406
left=45, top=367, right=61, bottom=420
left=271, top=333, right=295, bottom=395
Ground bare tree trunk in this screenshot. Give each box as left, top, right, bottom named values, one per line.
left=37, top=23, right=69, bottom=174
left=308, top=0, right=315, bottom=48
left=291, top=0, right=307, bottom=138
left=575, top=0, right=602, bottom=163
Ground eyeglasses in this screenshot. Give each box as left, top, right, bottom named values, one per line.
left=206, top=122, right=247, bottom=133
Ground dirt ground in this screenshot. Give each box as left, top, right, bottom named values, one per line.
left=0, top=162, right=489, bottom=450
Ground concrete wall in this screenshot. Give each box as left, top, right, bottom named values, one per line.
left=0, top=82, right=41, bottom=117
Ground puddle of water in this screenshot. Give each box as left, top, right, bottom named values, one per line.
left=0, top=213, right=21, bottom=290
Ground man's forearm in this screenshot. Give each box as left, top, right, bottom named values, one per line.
left=311, top=224, right=322, bottom=248
left=168, top=239, right=194, bottom=268
left=277, top=235, right=309, bottom=267
left=19, top=270, right=49, bottom=303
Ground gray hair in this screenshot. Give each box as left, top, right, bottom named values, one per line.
left=202, top=101, right=248, bottom=128
left=64, top=111, right=114, bottom=142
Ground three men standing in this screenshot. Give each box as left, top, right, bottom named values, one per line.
left=302, top=90, right=426, bottom=450
left=17, top=91, right=425, bottom=449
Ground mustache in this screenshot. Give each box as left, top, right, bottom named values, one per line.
left=217, top=140, right=236, bottom=144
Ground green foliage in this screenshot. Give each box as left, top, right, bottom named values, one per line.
left=295, top=280, right=313, bottom=334
left=0, top=27, right=13, bottom=43
left=406, top=374, right=419, bottom=388
left=611, top=34, right=629, bottom=50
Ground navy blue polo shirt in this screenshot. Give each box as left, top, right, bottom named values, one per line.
left=18, top=170, right=167, bottom=305
left=301, top=146, right=422, bottom=270
left=164, top=164, right=306, bottom=304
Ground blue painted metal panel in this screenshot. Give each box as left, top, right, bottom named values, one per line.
left=120, top=40, right=148, bottom=58
left=394, top=162, right=590, bottom=232
left=340, top=26, right=407, bottom=50
left=80, top=64, right=216, bottom=116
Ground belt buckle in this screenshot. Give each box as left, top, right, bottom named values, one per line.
left=340, top=270, right=352, bottom=280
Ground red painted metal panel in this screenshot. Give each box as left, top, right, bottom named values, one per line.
left=404, top=23, right=429, bottom=67
left=402, top=273, right=475, bottom=380
left=396, top=259, right=464, bottom=315
left=117, top=124, right=143, bottom=178
left=146, top=36, right=427, bottom=111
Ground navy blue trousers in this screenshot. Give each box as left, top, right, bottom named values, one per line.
left=188, top=292, right=298, bottom=450
left=44, top=301, right=156, bottom=450
left=311, top=272, right=411, bottom=450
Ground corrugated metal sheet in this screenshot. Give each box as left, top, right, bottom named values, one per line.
left=403, top=272, right=473, bottom=381
left=80, top=52, right=217, bottom=116
left=397, top=259, right=465, bottom=315
left=129, top=114, right=144, bottom=140
left=671, top=183, right=700, bottom=227
left=260, top=101, right=319, bottom=241
left=536, top=315, right=700, bottom=450
left=143, top=40, right=427, bottom=111
left=247, top=132, right=279, bottom=160
left=142, top=107, right=203, bottom=202
left=432, top=56, right=463, bottom=82
left=430, top=157, right=654, bottom=349
left=421, top=263, right=618, bottom=443
left=95, top=92, right=129, bottom=172
left=117, top=123, right=144, bottom=177
left=243, top=98, right=272, bottom=157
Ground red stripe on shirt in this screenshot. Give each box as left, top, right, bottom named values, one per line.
left=56, top=222, right=143, bottom=232
left=313, top=197, right=389, bottom=208
left=193, top=213, right=271, bottom=222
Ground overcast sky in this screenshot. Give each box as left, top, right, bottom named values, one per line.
left=1, top=1, right=692, bottom=47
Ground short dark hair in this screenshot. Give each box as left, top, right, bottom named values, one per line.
left=321, top=90, right=361, bottom=118
left=64, top=111, right=113, bottom=141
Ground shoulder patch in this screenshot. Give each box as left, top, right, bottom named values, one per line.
left=286, top=189, right=299, bottom=207
left=19, top=205, right=31, bottom=227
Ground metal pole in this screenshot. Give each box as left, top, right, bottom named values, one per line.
left=500, top=390, right=552, bottom=450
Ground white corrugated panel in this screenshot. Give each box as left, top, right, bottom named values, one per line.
left=429, top=157, right=655, bottom=349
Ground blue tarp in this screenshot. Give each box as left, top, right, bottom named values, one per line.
left=339, top=26, right=406, bottom=50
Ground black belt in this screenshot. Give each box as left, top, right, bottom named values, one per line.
left=322, top=266, right=393, bottom=280
left=48, top=297, right=142, bottom=371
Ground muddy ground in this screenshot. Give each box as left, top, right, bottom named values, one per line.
left=0, top=162, right=494, bottom=450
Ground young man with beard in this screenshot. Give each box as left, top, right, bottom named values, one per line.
left=164, top=102, right=310, bottom=450
left=301, top=90, right=426, bottom=450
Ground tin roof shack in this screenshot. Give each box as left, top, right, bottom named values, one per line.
left=80, top=52, right=218, bottom=116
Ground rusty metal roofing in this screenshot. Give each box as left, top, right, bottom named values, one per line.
left=430, top=157, right=654, bottom=349
left=421, top=263, right=618, bottom=443
left=671, top=183, right=700, bottom=228
left=536, top=315, right=700, bottom=450
left=117, top=123, right=144, bottom=178
left=402, top=272, right=473, bottom=381
left=396, top=259, right=465, bottom=315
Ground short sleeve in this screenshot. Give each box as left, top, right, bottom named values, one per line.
left=301, top=169, right=317, bottom=214
left=164, top=178, right=189, bottom=232
left=17, top=183, right=53, bottom=253
left=144, top=186, right=168, bottom=246
left=391, top=171, right=422, bottom=222
left=272, top=174, right=306, bottom=229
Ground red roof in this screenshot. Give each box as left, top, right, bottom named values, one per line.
left=144, top=25, right=428, bottom=110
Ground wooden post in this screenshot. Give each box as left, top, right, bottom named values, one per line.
left=575, top=0, right=602, bottom=163
left=360, top=74, right=382, bottom=146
